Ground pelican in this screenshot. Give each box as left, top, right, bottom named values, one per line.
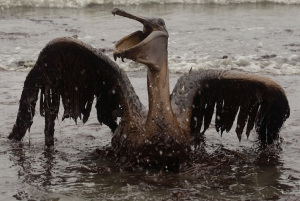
left=9, top=8, right=290, bottom=170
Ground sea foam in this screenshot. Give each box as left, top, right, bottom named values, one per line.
left=0, top=0, right=300, bottom=8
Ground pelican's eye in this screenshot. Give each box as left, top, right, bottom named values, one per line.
left=158, top=18, right=165, bottom=26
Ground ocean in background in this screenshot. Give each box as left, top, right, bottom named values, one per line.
left=1, top=1, right=300, bottom=200
left=0, top=0, right=300, bottom=8
left=0, top=1, right=300, bottom=75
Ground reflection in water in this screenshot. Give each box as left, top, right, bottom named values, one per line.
left=178, top=142, right=289, bottom=200
left=6, top=137, right=292, bottom=200
left=9, top=143, right=58, bottom=200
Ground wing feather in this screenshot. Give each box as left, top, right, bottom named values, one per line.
left=215, top=92, right=224, bottom=133
left=235, top=96, right=252, bottom=140
left=171, top=70, right=290, bottom=144
left=202, top=97, right=216, bottom=134
left=11, top=37, right=144, bottom=140
left=245, top=102, right=260, bottom=138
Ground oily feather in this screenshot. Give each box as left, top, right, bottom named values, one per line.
left=9, top=37, right=145, bottom=145
left=171, top=70, right=290, bottom=144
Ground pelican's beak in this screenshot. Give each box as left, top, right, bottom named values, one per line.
left=112, top=8, right=168, bottom=64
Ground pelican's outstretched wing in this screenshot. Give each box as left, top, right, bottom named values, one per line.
left=9, top=37, right=144, bottom=146
left=171, top=70, right=290, bottom=144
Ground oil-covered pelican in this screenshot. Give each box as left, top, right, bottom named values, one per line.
left=9, top=8, right=289, bottom=170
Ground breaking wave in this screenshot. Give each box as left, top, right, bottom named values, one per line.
left=2, top=54, right=299, bottom=75
left=118, top=54, right=300, bottom=75
left=0, top=0, right=300, bottom=8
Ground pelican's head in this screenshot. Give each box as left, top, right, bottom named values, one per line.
left=112, top=8, right=168, bottom=70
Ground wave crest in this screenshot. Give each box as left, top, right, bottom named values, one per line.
left=1, top=0, right=300, bottom=8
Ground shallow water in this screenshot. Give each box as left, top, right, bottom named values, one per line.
left=1, top=3, right=300, bottom=74
left=0, top=3, right=300, bottom=200
left=1, top=71, right=300, bottom=200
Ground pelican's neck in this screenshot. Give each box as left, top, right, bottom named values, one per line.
left=145, top=56, right=176, bottom=128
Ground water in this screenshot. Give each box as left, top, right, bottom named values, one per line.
left=0, top=2, right=300, bottom=200
left=0, top=0, right=300, bottom=8
left=1, top=3, right=300, bottom=74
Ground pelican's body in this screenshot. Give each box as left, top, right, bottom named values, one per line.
left=9, top=9, right=290, bottom=170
